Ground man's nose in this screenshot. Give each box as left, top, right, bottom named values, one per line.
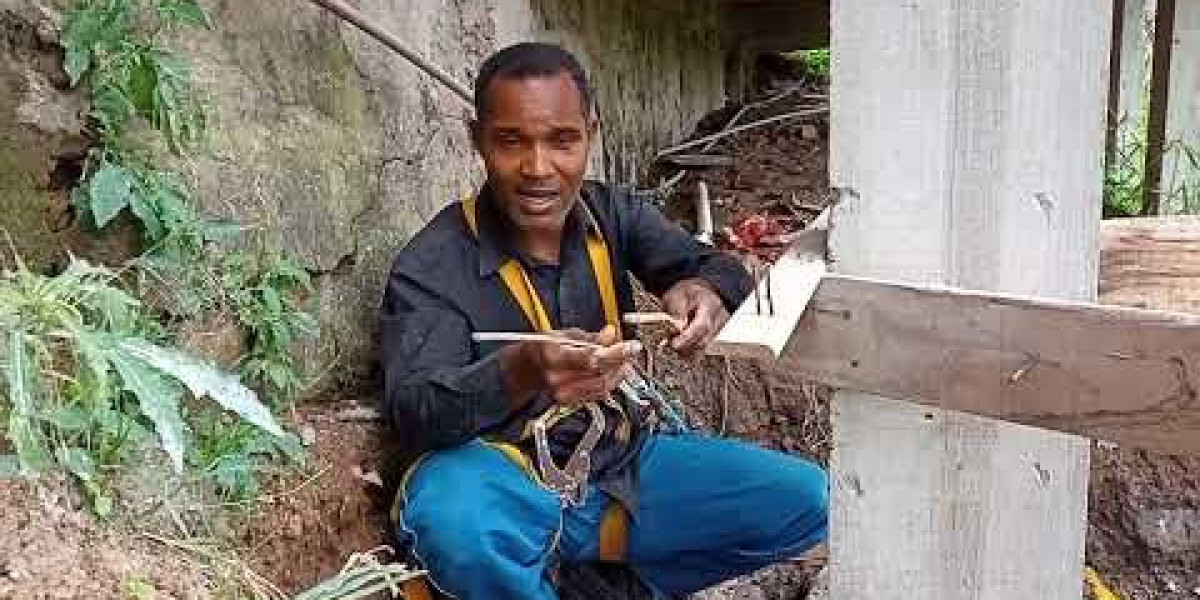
left=520, top=144, right=553, bottom=179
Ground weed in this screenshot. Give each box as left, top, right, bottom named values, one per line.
left=0, top=255, right=284, bottom=514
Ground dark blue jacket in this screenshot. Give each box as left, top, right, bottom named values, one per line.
left=379, top=181, right=752, bottom=511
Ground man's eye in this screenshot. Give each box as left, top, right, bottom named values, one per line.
left=554, top=133, right=580, bottom=146
left=497, top=134, right=521, bottom=146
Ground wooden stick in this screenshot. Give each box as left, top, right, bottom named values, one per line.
left=694, top=182, right=714, bottom=245
left=656, top=107, right=828, bottom=158
left=622, top=312, right=685, bottom=329
left=307, top=0, right=474, bottom=109
left=470, top=332, right=604, bottom=350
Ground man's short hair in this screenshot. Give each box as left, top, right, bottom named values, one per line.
left=474, top=42, right=592, bottom=119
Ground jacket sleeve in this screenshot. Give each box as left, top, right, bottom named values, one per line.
left=619, top=189, right=754, bottom=311
left=378, top=268, right=513, bottom=453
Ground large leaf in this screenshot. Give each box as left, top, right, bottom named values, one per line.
left=118, top=339, right=284, bottom=438
left=88, top=163, right=137, bottom=228
left=56, top=446, right=97, bottom=483
left=5, top=331, right=51, bottom=472
left=109, top=349, right=187, bottom=472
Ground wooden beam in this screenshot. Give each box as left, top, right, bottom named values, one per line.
left=775, top=273, right=1200, bottom=456
left=1101, top=216, right=1200, bottom=310
left=710, top=229, right=826, bottom=361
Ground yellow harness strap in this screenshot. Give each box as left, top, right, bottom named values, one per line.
left=461, top=195, right=619, bottom=333
left=390, top=196, right=631, bottom=600
left=461, top=195, right=630, bottom=564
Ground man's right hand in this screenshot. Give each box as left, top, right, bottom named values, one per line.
left=500, top=325, right=642, bottom=409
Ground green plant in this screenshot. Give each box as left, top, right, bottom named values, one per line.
left=221, top=252, right=318, bottom=406
left=63, top=0, right=213, bottom=247
left=292, top=548, right=424, bottom=600
left=122, top=574, right=157, bottom=600
left=189, top=412, right=304, bottom=502
left=1104, top=118, right=1147, bottom=217
left=1161, top=140, right=1200, bottom=215
left=49, top=0, right=319, bottom=515
left=0, top=255, right=283, bottom=514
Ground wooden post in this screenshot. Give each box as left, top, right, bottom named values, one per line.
left=1163, top=0, right=1200, bottom=213
left=1107, top=0, right=1151, bottom=170
left=1118, top=0, right=1152, bottom=125
left=827, top=0, right=1110, bottom=598
left=1143, top=0, right=1177, bottom=215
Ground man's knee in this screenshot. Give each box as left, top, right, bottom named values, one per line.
left=402, top=498, right=494, bottom=573
left=771, top=456, right=829, bottom=546
left=741, top=455, right=829, bottom=551
left=398, top=444, right=561, bottom=576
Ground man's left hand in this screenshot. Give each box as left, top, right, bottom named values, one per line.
left=662, top=278, right=729, bottom=357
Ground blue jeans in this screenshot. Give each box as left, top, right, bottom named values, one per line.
left=397, top=433, right=829, bottom=599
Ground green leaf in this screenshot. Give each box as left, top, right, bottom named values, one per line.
left=273, top=431, right=307, bottom=463
left=45, top=406, right=91, bottom=432
left=6, top=331, right=51, bottom=473
left=85, top=480, right=114, bottom=518
left=88, top=163, right=136, bottom=228
left=56, top=447, right=97, bottom=483
left=0, top=454, right=20, bottom=479
left=64, top=45, right=92, bottom=87
left=118, top=339, right=284, bottom=438
left=262, top=286, right=283, bottom=314
left=156, top=0, right=211, bottom=27
left=109, top=349, right=188, bottom=472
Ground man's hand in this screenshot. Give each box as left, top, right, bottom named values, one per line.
left=501, top=325, right=641, bottom=408
left=662, top=278, right=729, bottom=357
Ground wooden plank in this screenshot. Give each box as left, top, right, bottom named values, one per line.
left=710, top=229, right=827, bottom=361
left=826, top=0, right=1108, bottom=598
left=1162, top=0, right=1200, bottom=214
left=1101, top=216, right=1200, bottom=310
left=778, top=273, right=1200, bottom=456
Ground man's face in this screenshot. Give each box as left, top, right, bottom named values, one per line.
left=473, top=71, right=594, bottom=237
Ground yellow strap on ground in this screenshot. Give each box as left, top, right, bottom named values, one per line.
left=402, top=578, right=435, bottom=600
left=1084, top=567, right=1124, bottom=600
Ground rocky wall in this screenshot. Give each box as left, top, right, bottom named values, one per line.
left=0, top=0, right=729, bottom=394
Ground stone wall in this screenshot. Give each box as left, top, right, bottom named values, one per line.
left=0, top=0, right=730, bottom=393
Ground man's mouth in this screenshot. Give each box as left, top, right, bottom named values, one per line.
left=516, top=188, right=561, bottom=214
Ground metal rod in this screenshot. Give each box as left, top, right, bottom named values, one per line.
left=307, top=0, right=475, bottom=109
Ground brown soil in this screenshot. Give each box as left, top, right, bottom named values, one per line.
left=0, top=476, right=209, bottom=600
left=236, top=405, right=390, bottom=594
